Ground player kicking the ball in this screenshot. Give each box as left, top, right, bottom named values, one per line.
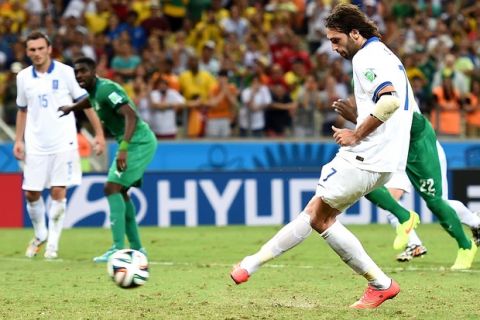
left=58, top=57, right=157, bottom=263
left=231, top=4, right=416, bottom=309
left=333, top=93, right=478, bottom=268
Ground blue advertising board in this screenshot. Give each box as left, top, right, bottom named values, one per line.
left=107, top=140, right=480, bottom=171
left=22, top=171, right=440, bottom=228
left=3, top=140, right=480, bottom=173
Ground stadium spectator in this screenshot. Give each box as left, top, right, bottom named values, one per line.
left=239, top=75, right=271, bottom=137
left=84, top=0, right=112, bottom=34
left=305, top=0, right=330, bottom=54
left=141, top=2, right=170, bottom=37
left=163, top=0, right=189, bottom=32
left=199, top=41, right=220, bottom=76
left=0, top=61, right=22, bottom=125
left=179, top=55, right=216, bottom=138
left=111, top=40, right=141, bottom=82
left=123, top=10, right=147, bottom=52
left=265, top=82, right=296, bottom=137
left=294, top=74, right=323, bottom=137
left=431, top=70, right=463, bottom=136
left=220, top=4, right=249, bottom=43
left=284, top=57, right=308, bottom=100
left=187, top=5, right=223, bottom=54
left=465, top=80, right=480, bottom=137
left=205, top=69, right=238, bottom=138
left=149, top=76, right=185, bottom=139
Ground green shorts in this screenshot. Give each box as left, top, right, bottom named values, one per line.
left=107, top=133, right=157, bottom=188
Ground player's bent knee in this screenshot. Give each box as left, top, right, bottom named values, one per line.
left=104, top=182, right=123, bottom=196
left=25, top=191, right=42, bottom=203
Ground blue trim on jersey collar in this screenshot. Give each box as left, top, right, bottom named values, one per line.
left=362, top=37, right=380, bottom=48
left=32, top=60, right=55, bottom=78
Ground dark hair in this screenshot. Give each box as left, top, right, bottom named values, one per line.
left=325, top=4, right=381, bottom=39
left=74, top=56, right=97, bottom=70
left=26, top=31, right=51, bottom=46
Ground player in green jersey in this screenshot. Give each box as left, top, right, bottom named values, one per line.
left=59, top=57, right=157, bottom=263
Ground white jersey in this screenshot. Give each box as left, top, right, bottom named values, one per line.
left=338, top=38, right=415, bottom=173
left=16, top=60, right=87, bottom=155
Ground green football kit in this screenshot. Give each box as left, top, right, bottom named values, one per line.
left=88, top=77, right=156, bottom=188
left=367, top=112, right=471, bottom=249
left=88, top=77, right=156, bottom=252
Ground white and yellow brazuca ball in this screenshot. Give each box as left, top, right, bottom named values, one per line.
left=107, top=249, right=149, bottom=288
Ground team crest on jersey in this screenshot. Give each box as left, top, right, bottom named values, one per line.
left=363, top=69, right=376, bottom=82
left=52, top=79, right=59, bottom=89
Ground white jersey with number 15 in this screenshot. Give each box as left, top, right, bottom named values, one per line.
left=16, top=60, right=87, bottom=155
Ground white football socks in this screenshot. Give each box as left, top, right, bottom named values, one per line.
left=46, top=199, right=66, bottom=252
left=448, top=200, right=480, bottom=228
left=27, top=198, right=47, bottom=242
left=386, top=212, right=422, bottom=247
left=240, top=212, right=312, bottom=275
left=321, top=220, right=391, bottom=289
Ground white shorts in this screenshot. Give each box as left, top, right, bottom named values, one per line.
left=384, top=171, right=412, bottom=193
left=22, top=149, right=82, bottom=191
left=315, top=156, right=392, bottom=212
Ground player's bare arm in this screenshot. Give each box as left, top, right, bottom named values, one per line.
left=13, top=108, right=27, bottom=160
left=116, top=103, right=138, bottom=172
left=83, top=108, right=105, bottom=156
left=58, top=97, right=92, bottom=117
left=333, top=98, right=357, bottom=123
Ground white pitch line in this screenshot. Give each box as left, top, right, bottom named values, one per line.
left=0, top=256, right=479, bottom=273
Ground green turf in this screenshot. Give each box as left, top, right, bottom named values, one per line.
left=0, top=224, right=478, bottom=320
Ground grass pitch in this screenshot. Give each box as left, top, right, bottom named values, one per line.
left=0, top=224, right=479, bottom=320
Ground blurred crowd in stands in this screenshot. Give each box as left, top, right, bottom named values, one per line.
left=0, top=0, right=480, bottom=139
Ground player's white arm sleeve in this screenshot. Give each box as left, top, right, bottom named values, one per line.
left=371, top=94, right=401, bottom=122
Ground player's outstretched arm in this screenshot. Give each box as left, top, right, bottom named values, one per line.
left=58, top=97, right=92, bottom=117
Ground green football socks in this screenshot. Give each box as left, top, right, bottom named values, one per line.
left=125, top=199, right=143, bottom=250
left=107, top=193, right=126, bottom=249
left=366, top=187, right=411, bottom=223
left=424, top=198, right=472, bottom=249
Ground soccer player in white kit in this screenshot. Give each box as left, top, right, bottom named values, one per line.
left=14, top=31, right=105, bottom=259
left=231, top=4, right=414, bottom=309
left=333, top=99, right=480, bottom=261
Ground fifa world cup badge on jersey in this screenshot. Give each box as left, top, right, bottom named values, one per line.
left=52, top=79, right=59, bottom=90
left=364, top=69, right=376, bottom=82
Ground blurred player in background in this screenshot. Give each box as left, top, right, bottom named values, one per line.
left=232, top=4, right=416, bottom=309
left=58, top=57, right=157, bottom=263
left=14, top=31, right=105, bottom=259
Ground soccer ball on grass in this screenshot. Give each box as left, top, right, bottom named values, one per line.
left=107, top=249, right=149, bottom=288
